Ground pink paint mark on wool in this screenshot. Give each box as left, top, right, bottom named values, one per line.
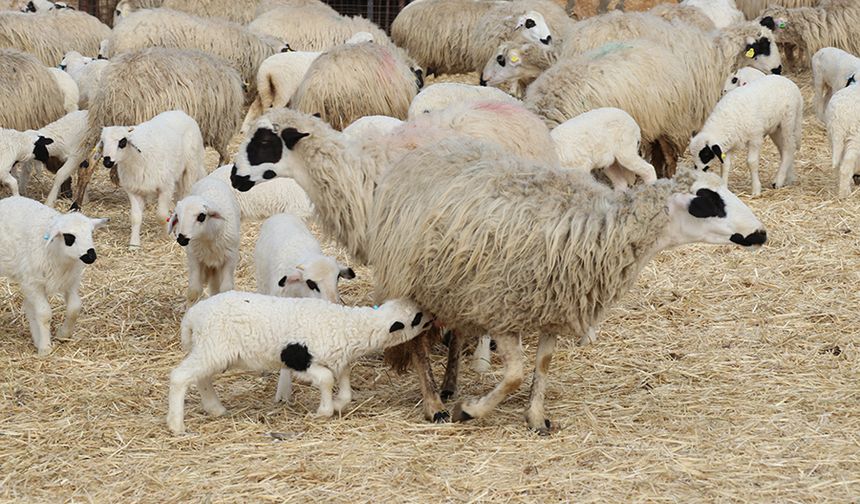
left=471, top=100, right=523, bottom=116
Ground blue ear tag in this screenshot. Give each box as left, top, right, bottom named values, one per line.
left=373, top=305, right=379, bottom=310
left=43, top=233, right=50, bottom=240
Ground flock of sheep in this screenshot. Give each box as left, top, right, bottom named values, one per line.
left=0, top=0, right=856, bottom=436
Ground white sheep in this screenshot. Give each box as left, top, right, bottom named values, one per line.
left=689, top=74, right=803, bottom=196
left=342, top=115, right=404, bottom=142
left=20, top=0, right=72, bottom=12
left=825, top=79, right=860, bottom=198
left=550, top=108, right=657, bottom=191
left=168, top=177, right=241, bottom=307
left=60, top=51, right=108, bottom=109
left=167, top=294, right=432, bottom=434
left=812, top=47, right=860, bottom=123
left=681, top=0, right=744, bottom=29
left=58, top=50, right=91, bottom=74
left=407, top=83, right=521, bottom=120
left=207, top=164, right=313, bottom=221
left=0, top=196, right=107, bottom=355
left=99, top=110, right=207, bottom=249
left=46, top=67, right=78, bottom=114
left=722, top=66, right=766, bottom=94
left=0, top=128, right=40, bottom=196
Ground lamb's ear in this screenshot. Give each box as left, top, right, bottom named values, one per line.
left=312, top=113, right=321, bottom=118
left=205, top=205, right=222, bottom=220
left=281, top=127, right=309, bottom=149
left=688, top=188, right=727, bottom=219
left=410, top=312, right=423, bottom=327
left=389, top=321, right=405, bottom=333
left=847, top=74, right=856, bottom=87
left=759, top=16, right=775, bottom=31
left=126, top=138, right=142, bottom=153
left=338, top=266, right=355, bottom=280
left=712, top=144, right=724, bottom=164
left=166, top=213, right=178, bottom=235
left=698, top=146, right=714, bottom=165
left=277, top=275, right=287, bottom=287
left=90, top=217, right=109, bottom=230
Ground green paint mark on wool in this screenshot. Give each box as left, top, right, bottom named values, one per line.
left=587, top=42, right=633, bottom=60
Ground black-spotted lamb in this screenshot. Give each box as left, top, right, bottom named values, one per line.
left=167, top=294, right=432, bottom=434
left=207, top=165, right=312, bottom=221
left=825, top=79, right=860, bottom=198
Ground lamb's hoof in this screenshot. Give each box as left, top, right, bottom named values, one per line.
left=69, top=201, right=80, bottom=212
left=36, top=346, right=52, bottom=357
left=432, top=411, right=450, bottom=423
left=166, top=417, right=185, bottom=435
left=440, top=389, right=455, bottom=402
left=489, top=339, right=497, bottom=352
left=451, top=403, right=474, bottom=422
left=529, top=419, right=554, bottom=436
left=128, top=244, right=141, bottom=252
left=853, top=174, right=860, bottom=185
left=204, top=404, right=227, bottom=417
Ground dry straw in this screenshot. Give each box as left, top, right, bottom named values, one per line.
left=1, top=70, right=859, bottom=502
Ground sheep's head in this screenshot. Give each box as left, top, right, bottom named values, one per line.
left=113, top=0, right=135, bottom=24
left=481, top=42, right=526, bottom=88
left=661, top=168, right=766, bottom=249
left=20, top=0, right=54, bottom=12
left=739, top=20, right=782, bottom=75
left=721, top=67, right=766, bottom=95
left=166, top=195, right=223, bottom=247
left=99, top=126, right=139, bottom=169
left=45, top=211, right=108, bottom=264
left=59, top=51, right=91, bottom=73
left=514, top=11, right=552, bottom=46
left=276, top=258, right=355, bottom=304
left=377, top=298, right=434, bottom=347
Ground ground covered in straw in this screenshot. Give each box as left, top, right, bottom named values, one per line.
left=1, top=70, right=859, bottom=502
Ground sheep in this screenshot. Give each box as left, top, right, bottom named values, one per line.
left=168, top=177, right=241, bottom=307
left=825, top=79, right=860, bottom=198
left=255, top=0, right=339, bottom=16
left=58, top=50, right=91, bottom=74
left=409, top=83, right=521, bottom=119
left=20, top=0, right=74, bottom=11
left=290, top=42, right=420, bottom=130
left=114, top=0, right=262, bottom=24
left=680, top=0, right=745, bottom=29
left=647, top=3, right=717, bottom=31
left=0, top=49, right=65, bottom=131
left=0, top=9, right=110, bottom=66
left=106, top=8, right=284, bottom=99
left=761, top=0, right=860, bottom=68
left=366, top=137, right=767, bottom=430
left=167, top=294, right=432, bottom=434
left=480, top=37, right=558, bottom=98
left=207, top=165, right=312, bottom=221
left=47, top=68, right=78, bottom=114
left=735, top=0, right=819, bottom=20
left=66, top=48, right=244, bottom=209
left=723, top=66, right=766, bottom=94
left=342, top=116, right=404, bottom=142
left=689, top=75, right=803, bottom=197
left=0, top=129, right=41, bottom=195
left=0, top=196, right=107, bottom=355
left=62, top=56, right=108, bottom=109
left=99, top=110, right=208, bottom=249
left=812, top=47, right=860, bottom=122
left=550, top=108, right=657, bottom=191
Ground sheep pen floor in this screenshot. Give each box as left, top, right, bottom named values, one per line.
left=1, top=70, right=859, bottom=502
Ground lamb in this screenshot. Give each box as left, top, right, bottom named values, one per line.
left=167, top=294, right=432, bottom=434
left=409, top=83, right=520, bottom=119
left=761, top=0, right=860, bottom=68
left=114, top=0, right=263, bottom=24
left=58, top=50, right=91, bottom=74
left=47, top=68, right=78, bottom=113
left=0, top=196, right=107, bottom=355
left=722, top=66, right=766, bottom=94
left=62, top=56, right=108, bottom=109
left=824, top=79, right=860, bottom=198
left=680, top=0, right=745, bottom=29
left=168, top=177, right=241, bottom=307
left=0, top=9, right=110, bottom=66
left=20, top=0, right=73, bottom=11
left=689, top=74, right=803, bottom=197
left=0, top=129, right=41, bottom=196
left=551, top=108, right=657, bottom=190
left=812, top=47, right=860, bottom=122
left=99, top=110, right=207, bottom=248
left=0, top=49, right=65, bottom=131
left=65, top=48, right=244, bottom=209
left=208, top=165, right=312, bottom=221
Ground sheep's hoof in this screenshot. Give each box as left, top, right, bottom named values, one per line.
left=450, top=403, right=474, bottom=422
left=128, top=244, right=141, bottom=252
left=440, top=389, right=455, bottom=402
left=432, top=411, right=450, bottom=423
left=36, top=346, right=52, bottom=357
left=853, top=174, right=860, bottom=185
left=489, top=339, right=497, bottom=352
left=528, top=418, right=554, bottom=436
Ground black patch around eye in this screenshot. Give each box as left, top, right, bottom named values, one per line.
left=847, top=75, right=856, bottom=87
left=750, top=37, right=771, bottom=57
left=247, top=128, right=283, bottom=165
left=524, top=18, right=536, bottom=29
left=688, top=188, right=727, bottom=219
left=496, top=54, right=506, bottom=67
left=389, top=321, right=405, bottom=333
left=280, top=343, right=312, bottom=371
left=698, top=146, right=715, bottom=165
left=197, top=213, right=206, bottom=222
left=278, top=276, right=287, bottom=287
left=731, top=77, right=738, bottom=84
left=306, top=279, right=319, bottom=292
left=118, top=137, right=127, bottom=149
left=281, top=127, right=309, bottom=150
left=411, top=312, right=423, bottom=327
left=759, top=16, right=775, bottom=31
left=62, top=233, right=76, bottom=246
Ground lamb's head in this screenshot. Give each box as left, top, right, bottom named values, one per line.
left=376, top=298, right=434, bottom=347
left=113, top=0, right=136, bottom=24
left=45, top=211, right=108, bottom=265
left=737, top=19, right=783, bottom=75
left=59, top=51, right=92, bottom=73
left=20, top=0, right=55, bottom=12
left=661, top=168, right=766, bottom=249
left=513, top=11, right=552, bottom=46
left=758, top=10, right=798, bottom=49
left=167, top=195, right=223, bottom=247
left=97, top=39, right=109, bottom=60
left=722, top=67, right=766, bottom=95
left=99, top=126, right=139, bottom=169
left=689, top=134, right=725, bottom=173
left=0, top=129, right=42, bottom=174
left=277, top=258, right=355, bottom=303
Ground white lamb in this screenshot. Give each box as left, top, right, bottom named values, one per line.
left=60, top=51, right=108, bottom=109
left=407, top=82, right=520, bottom=119
left=681, top=0, right=745, bottom=29
left=825, top=80, right=860, bottom=198
left=0, top=196, right=107, bottom=355
left=168, top=177, right=241, bottom=307
left=0, top=128, right=40, bottom=196
left=550, top=108, right=657, bottom=191
left=207, top=164, right=313, bottom=221
left=59, top=51, right=92, bottom=74
left=99, top=110, right=207, bottom=249
left=722, top=66, right=766, bottom=94
left=47, top=67, right=79, bottom=114
left=167, top=293, right=432, bottom=434
left=689, top=74, right=803, bottom=196
left=342, top=115, right=404, bottom=141
left=812, top=47, right=860, bottom=123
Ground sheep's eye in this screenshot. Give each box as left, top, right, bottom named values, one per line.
left=197, top=213, right=206, bottom=222
left=306, top=279, right=319, bottom=292
left=731, top=77, right=738, bottom=84
left=496, top=54, right=505, bottom=67
left=524, top=18, right=536, bottom=29
left=115, top=9, right=120, bottom=15
left=118, top=138, right=127, bottom=148
left=62, top=233, right=76, bottom=246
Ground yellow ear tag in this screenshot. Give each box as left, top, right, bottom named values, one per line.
left=721, top=152, right=727, bottom=161
left=510, top=54, right=520, bottom=63
left=745, top=48, right=755, bottom=58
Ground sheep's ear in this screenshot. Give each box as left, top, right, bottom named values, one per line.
left=338, top=266, right=355, bottom=280
left=410, top=312, right=423, bottom=327
left=90, top=217, right=109, bottom=230
left=277, top=275, right=287, bottom=287
left=127, top=139, right=142, bottom=153
left=389, top=321, right=405, bottom=333
left=312, top=113, right=321, bottom=118
left=281, top=127, right=309, bottom=149
left=205, top=206, right=222, bottom=220
left=759, top=16, right=775, bottom=31
left=166, top=213, right=178, bottom=235
left=712, top=144, right=724, bottom=164
left=847, top=75, right=856, bottom=87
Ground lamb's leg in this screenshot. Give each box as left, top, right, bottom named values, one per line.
left=603, top=163, right=630, bottom=191
left=838, top=148, right=859, bottom=199
left=720, top=153, right=732, bottom=185
left=745, top=141, right=763, bottom=196
left=472, top=334, right=492, bottom=373
left=127, top=192, right=145, bottom=249
left=72, top=151, right=97, bottom=209
left=22, top=289, right=52, bottom=356
left=410, top=333, right=448, bottom=422
left=56, top=285, right=81, bottom=341
left=451, top=333, right=524, bottom=422
left=770, top=126, right=798, bottom=188
left=45, top=157, right=81, bottom=206
left=275, top=368, right=292, bottom=403
left=440, top=330, right=462, bottom=401
left=524, top=333, right=558, bottom=435
left=1, top=171, right=19, bottom=197
left=240, top=96, right=264, bottom=136
left=16, top=161, right=33, bottom=197
left=156, top=189, right=173, bottom=223
left=332, top=369, right=352, bottom=413
left=305, top=364, right=336, bottom=417
left=616, top=149, right=657, bottom=185
left=655, top=138, right=677, bottom=178
left=187, top=262, right=205, bottom=308
left=197, top=376, right=226, bottom=417
left=167, top=352, right=211, bottom=434
left=215, top=260, right=236, bottom=295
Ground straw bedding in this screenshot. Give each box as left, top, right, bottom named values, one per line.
left=1, top=70, right=859, bottom=502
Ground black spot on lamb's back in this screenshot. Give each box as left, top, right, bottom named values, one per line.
left=247, top=128, right=283, bottom=165
left=281, top=343, right=312, bottom=371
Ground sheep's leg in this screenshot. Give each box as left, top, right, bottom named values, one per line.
left=616, top=150, right=657, bottom=185
left=16, top=161, right=33, bottom=197
left=472, top=334, right=492, bottom=373
left=56, top=285, right=81, bottom=341
left=838, top=149, right=859, bottom=199
left=167, top=352, right=211, bottom=434
left=22, top=289, right=52, bottom=356
left=451, top=334, right=523, bottom=422
left=186, top=262, right=205, bottom=308
left=275, top=368, right=292, bottom=403
left=440, top=330, right=462, bottom=401
left=603, top=164, right=630, bottom=191
left=305, top=364, right=336, bottom=417
left=156, top=189, right=173, bottom=223
left=410, top=333, right=449, bottom=422
left=746, top=142, right=763, bottom=196
left=332, top=369, right=352, bottom=413
left=72, top=152, right=96, bottom=209
left=524, top=333, right=558, bottom=435
left=770, top=127, right=797, bottom=188
left=1, top=171, right=19, bottom=197
left=215, top=260, right=236, bottom=295
left=240, top=96, right=264, bottom=136
left=720, top=153, right=732, bottom=185
left=45, top=158, right=80, bottom=206
left=197, top=376, right=227, bottom=417
left=655, top=138, right=677, bottom=178
left=127, top=192, right=145, bottom=249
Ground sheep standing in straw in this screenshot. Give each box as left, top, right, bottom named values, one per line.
left=114, top=0, right=263, bottom=24
left=761, top=0, right=860, bottom=68
left=825, top=80, right=860, bottom=198
left=0, top=49, right=65, bottom=131
left=0, top=9, right=109, bottom=66
left=812, top=47, right=860, bottom=123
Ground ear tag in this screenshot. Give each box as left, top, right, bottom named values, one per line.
left=721, top=152, right=727, bottom=161
left=745, top=48, right=755, bottom=58
left=43, top=233, right=50, bottom=240
left=778, top=20, right=786, bottom=29
left=510, top=55, right=520, bottom=63
left=373, top=305, right=379, bottom=310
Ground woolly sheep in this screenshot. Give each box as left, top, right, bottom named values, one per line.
left=722, top=66, right=766, bottom=94
left=812, top=47, right=860, bottom=122
left=114, top=0, right=262, bottom=24
left=0, top=49, right=65, bottom=131
left=689, top=74, right=803, bottom=196
left=680, top=0, right=744, bottom=29
left=761, top=1, right=860, bottom=68
left=368, top=137, right=767, bottom=429
left=167, top=294, right=432, bottom=434
left=480, top=37, right=557, bottom=97
left=408, top=83, right=520, bottom=119
left=20, top=0, right=74, bottom=11
left=647, top=3, right=717, bottom=31
left=208, top=165, right=312, bottom=221
left=0, top=129, right=40, bottom=195
left=168, top=177, right=241, bottom=307
left=99, top=110, right=207, bottom=248
left=735, top=0, right=819, bottom=20
left=59, top=50, right=91, bottom=74
left=66, top=48, right=244, bottom=209
left=0, top=9, right=110, bottom=66
left=0, top=196, right=107, bottom=355
left=551, top=108, right=657, bottom=190
left=342, top=115, right=404, bottom=142
left=47, top=68, right=78, bottom=114
left=825, top=80, right=860, bottom=198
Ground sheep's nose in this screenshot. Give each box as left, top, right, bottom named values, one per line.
left=102, top=157, right=114, bottom=168
left=79, top=248, right=97, bottom=264
left=771, top=65, right=782, bottom=75
left=541, top=35, right=551, bottom=45
left=479, top=77, right=487, bottom=86
left=730, top=229, right=767, bottom=247
left=176, top=234, right=190, bottom=246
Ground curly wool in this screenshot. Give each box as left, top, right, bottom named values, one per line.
left=735, top=0, right=818, bottom=20
left=0, top=49, right=65, bottom=130
left=0, top=9, right=109, bottom=65
left=762, top=0, right=860, bottom=67
left=114, top=0, right=262, bottom=24
left=248, top=5, right=391, bottom=52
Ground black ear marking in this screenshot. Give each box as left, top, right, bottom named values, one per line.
left=280, top=343, right=312, bottom=371
left=247, top=127, right=284, bottom=165
left=712, top=144, right=724, bottom=164
left=698, top=146, right=715, bottom=165
left=312, top=112, right=321, bottom=118
left=33, top=136, right=54, bottom=163
left=413, top=68, right=424, bottom=89
left=688, top=188, right=727, bottom=219
left=281, top=127, right=309, bottom=149
left=759, top=16, right=775, bottom=31
left=411, top=312, right=423, bottom=327
left=847, top=75, right=856, bottom=87
left=389, top=321, right=405, bottom=333
left=277, top=276, right=287, bottom=287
